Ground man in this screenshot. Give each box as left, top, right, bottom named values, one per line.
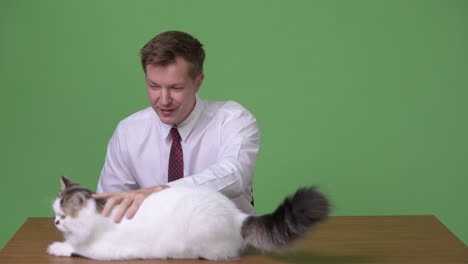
left=94, top=31, right=259, bottom=223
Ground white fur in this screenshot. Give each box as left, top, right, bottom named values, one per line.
left=48, top=187, right=249, bottom=260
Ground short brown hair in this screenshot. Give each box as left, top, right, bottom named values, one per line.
left=140, top=31, right=205, bottom=79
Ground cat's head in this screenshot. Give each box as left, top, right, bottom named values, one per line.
left=52, top=176, right=105, bottom=233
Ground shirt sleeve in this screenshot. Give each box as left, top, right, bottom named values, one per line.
left=166, top=102, right=260, bottom=200
left=97, top=122, right=139, bottom=193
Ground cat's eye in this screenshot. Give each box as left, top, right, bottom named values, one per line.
left=60, top=215, right=66, bottom=220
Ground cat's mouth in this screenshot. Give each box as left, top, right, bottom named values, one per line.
left=54, top=222, right=71, bottom=234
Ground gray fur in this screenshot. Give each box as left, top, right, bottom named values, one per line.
left=58, top=176, right=106, bottom=216
left=241, top=186, right=329, bottom=251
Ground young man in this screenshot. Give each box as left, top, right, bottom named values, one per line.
left=94, top=31, right=259, bottom=223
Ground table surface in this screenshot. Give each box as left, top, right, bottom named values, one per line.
left=0, top=215, right=466, bottom=264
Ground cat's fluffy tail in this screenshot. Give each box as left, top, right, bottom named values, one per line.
left=241, top=186, right=329, bottom=251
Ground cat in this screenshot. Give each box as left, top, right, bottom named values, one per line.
left=47, top=176, right=329, bottom=260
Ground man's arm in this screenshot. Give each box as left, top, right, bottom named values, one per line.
left=97, top=122, right=139, bottom=193
left=95, top=122, right=162, bottom=223
left=166, top=104, right=259, bottom=200
left=97, top=103, right=259, bottom=222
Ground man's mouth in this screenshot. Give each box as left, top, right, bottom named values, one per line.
left=159, top=108, right=175, bottom=116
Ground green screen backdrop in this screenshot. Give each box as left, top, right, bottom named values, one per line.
left=1, top=0, right=467, bottom=249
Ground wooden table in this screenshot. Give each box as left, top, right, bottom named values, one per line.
left=0, top=216, right=466, bottom=264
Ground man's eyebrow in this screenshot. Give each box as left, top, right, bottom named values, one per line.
left=146, top=80, right=185, bottom=87
left=147, top=80, right=163, bottom=87
left=169, top=82, right=185, bottom=87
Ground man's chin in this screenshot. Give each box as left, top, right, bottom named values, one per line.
left=156, top=113, right=177, bottom=126
left=152, top=108, right=180, bottom=126
left=159, top=117, right=176, bottom=125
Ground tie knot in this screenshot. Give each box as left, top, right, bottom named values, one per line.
left=170, top=127, right=181, bottom=142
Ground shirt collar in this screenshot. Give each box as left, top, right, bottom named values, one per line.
left=158, top=95, right=205, bottom=142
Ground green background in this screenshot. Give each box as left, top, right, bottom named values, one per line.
left=1, top=0, right=467, bottom=249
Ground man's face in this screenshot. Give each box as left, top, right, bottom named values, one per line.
left=145, top=57, right=203, bottom=127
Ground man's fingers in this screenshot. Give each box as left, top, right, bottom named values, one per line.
left=114, top=198, right=132, bottom=223
left=101, top=196, right=120, bottom=217
left=125, top=205, right=138, bottom=220
left=95, top=187, right=161, bottom=222
left=126, top=198, right=144, bottom=219
left=92, top=192, right=116, bottom=199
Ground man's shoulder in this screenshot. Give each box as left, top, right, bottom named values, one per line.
left=117, top=107, right=155, bottom=129
left=204, top=99, right=253, bottom=117
left=197, top=99, right=257, bottom=130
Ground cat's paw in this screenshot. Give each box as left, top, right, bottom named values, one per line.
left=47, top=242, right=73, bottom=257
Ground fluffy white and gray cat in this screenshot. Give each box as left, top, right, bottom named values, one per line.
left=47, top=176, right=329, bottom=260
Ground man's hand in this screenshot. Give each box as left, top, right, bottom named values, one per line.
left=93, top=185, right=169, bottom=223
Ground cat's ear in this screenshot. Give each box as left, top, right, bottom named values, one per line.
left=60, top=176, right=75, bottom=191
left=78, top=193, right=88, bottom=208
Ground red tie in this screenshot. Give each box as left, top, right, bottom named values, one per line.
left=168, top=128, right=183, bottom=182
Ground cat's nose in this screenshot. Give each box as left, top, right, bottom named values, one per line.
left=55, top=219, right=60, bottom=225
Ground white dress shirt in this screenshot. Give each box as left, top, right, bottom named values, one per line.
left=97, top=96, right=259, bottom=214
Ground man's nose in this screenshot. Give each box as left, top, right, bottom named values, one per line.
left=160, top=89, right=172, bottom=105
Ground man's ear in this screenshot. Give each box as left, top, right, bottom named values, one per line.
left=60, top=176, right=75, bottom=191
left=195, top=73, right=204, bottom=93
